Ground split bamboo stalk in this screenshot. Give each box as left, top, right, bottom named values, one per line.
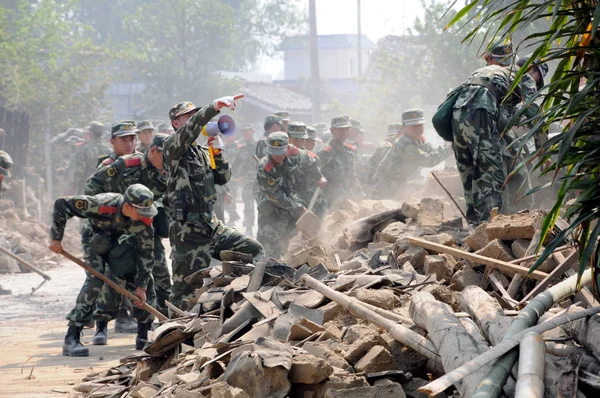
left=515, top=332, right=545, bottom=398
left=408, top=237, right=549, bottom=280
left=301, top=275, right=440, bottom=364
left=352, top=297, right=414, bottom=325
left=420, top=268, right=596, bottom=397
left=472, top=267, right=592, bottom=398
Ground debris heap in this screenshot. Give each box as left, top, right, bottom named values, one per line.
left=78, top=199, right=600, bottom=397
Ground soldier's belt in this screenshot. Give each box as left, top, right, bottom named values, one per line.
left=186, top=202, right=213, bottom=213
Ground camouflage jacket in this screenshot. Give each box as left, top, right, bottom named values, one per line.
left=368, top=139, right=394, bottom=180
left=68, top=139, right=111, bottom=193
left=50, top=193, right=154, bottom=288
left=375, top=135, right=450, bottom=183
left=255, top=134, right=269, bottom=160
left=232, top=138, right=258, bottom=180
left=163, top=104, right=231, bottom=227
left=256, top=155, right=304, bottom=218
left=317, top=139, right=360, bottom=200
left=518, top=73, right=545, bottom=149
left=286, top=145, right=323, bottom=204
left=85, top=153, right=167, bottom=202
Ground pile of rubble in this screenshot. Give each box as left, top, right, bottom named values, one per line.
left=77, top=198, right=600, bottom=398
left=0, top=198, right=80, bottom=275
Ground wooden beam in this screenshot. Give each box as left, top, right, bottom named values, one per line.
left=519, top=250, right=578, bottom=305
left=408, top=237, right=549, bottom=280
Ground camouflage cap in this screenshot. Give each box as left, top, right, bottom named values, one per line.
left=267, top=131, right=289, bottom=156
left=287, top=121, right=308, bottom=139
left=169, top=101, right=199, bottom=121
left=402, top=109, right=425, bottom=126
left=331, top=115, right=352, bottom=129
left=264, top=115, right=283, bottom=131
left=313, top=123, right=328, bottom=132
left=350, top=118, right=362, bottom=128
left=0, top=150, right=13, bottom=177
left=387, top=123, right=402, bottom=135
left=137, top=120, right=154, bottom=131
left=89, top=121, right=104, bottom=136
left=306, top=125, right=317, bottom=140
left=150, top=133, right=169, bottom=150
left=111, top=122, right=137, bottom=137
left=124, top=183, right=158, bottom=218
left=517, top=56, right=549, bottom=90
left=157, top=122, right=170, bottom=132
left=274, top=111, right=290, bottom=121
left=488, top=40, right=515, bottom=66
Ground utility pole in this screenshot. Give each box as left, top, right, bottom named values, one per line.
left=357, top=0, right=362, bottom=78
left=44, top=107, right=53, bottom=220
left=309, top=0, right=321, bottom=123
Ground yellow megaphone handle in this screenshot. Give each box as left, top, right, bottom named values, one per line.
left=208, top=146, right=217, bottom=169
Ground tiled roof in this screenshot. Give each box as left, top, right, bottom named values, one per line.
left=243, top=82, right=313, bottom=112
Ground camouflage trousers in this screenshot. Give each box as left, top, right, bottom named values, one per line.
left=256, top=202, right=297, bottom=258
left=452, top=108, right=506, bottom=224
left=67, top=243, right=156, bottom=328
left=241, top=181, right=255, bottom=229
left=215, top=189, right=240, bottom=225
left=169, top=217, right=264, bottom=310
left=95, top=235, right=171, bottom=321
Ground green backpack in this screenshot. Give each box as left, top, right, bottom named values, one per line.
left=432, top=84, right=465, bottom=142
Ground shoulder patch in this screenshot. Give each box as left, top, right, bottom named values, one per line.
left=74, top=199, right=88, bottom=210
left=344, top=143, right=356, bottom=151
left=98, top=205, right=117, bottom=214
left=140, top=217, right=153, bottom=226
left=106, top=167, right=117, bottom=177
left=286, top=146, right=299, bottom=156
left=266, top=176, right=276, bottom=186
left=264, top=160, right=275, bottom=172
left=102, top=158, right=115, bottom=165
left=323, top=145, right=333, bottom=153
left=124, top=157, right=142, bottom=167
left=307, top=150, right=317, bottom=158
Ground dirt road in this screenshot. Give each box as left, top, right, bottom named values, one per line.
left=0, top=263, right=141, bottom=397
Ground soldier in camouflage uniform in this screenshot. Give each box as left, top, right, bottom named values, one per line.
left=136, top=121, right=155, bottom=153
left=98, top=121, right=138, bottom=167
left=67, top=122, right=111, bottom=194
left=314, top=122, right=330, bottom=144
left=274, top=111, right=290, bottom=133
left=317, top=116, right=362, bottom=211
left=375, top=110, right=451, bottom=198
left=349, top=119, right=376, bottom=155
left=256, top=132, right=306, bottom=257
left=368, top=123, right=402, bottom=182
left=85, top=134, right=171, bottom=328
left=232, top=125, right=258, bottom=235
left=0, top=150, right=13, bottom=199
left=255, top=115, right=283, bottom=160
left=164, top=98, right=264, bottom=310
left=287, top=122, right=327, bottom=217
left=49, top=184, right=158, bottom=356
left=451, top=42, right=524, bottom=224
left=305, top=126, right=321, bottom=151
left=158, top=122, right=175, bottom=136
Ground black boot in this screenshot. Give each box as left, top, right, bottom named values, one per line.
left=135, top=322, right=152, bottom=350
left=114, top=308, right=137, bottom=333
left=93, top=321, right=108, bottom=345
left=62, top=325, right=89, bottom=357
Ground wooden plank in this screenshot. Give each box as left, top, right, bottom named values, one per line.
left=519, top=250, right=578, bottom=305
left=408, top=237, right=550, bottom=280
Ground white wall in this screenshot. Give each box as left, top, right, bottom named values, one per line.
left=284, top=48, right=372, bottom=80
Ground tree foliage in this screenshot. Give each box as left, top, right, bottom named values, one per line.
left=448, top=0, right=600, bottom=301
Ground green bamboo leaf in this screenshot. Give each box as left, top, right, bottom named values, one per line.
left=445, top=0, right=480, bottom=30
left=593, top=3, right=600, bottom=41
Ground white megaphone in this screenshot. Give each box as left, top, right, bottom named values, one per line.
left=202, top=115, right=236, bottom=169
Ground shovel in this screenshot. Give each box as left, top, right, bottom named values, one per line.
left=296, top=187, right=322, bottom=239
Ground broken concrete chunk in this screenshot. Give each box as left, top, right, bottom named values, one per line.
left=485, top=212, right=544, bottom=241
left=465, top=222, right=489, bottom=251
left=396, top=246, right=427, bottom=269
left=353, top=288, right=400, bottom=310
left=211, top=381, right=251, bottom=398
left=423, top=255, right=453, bottom=281
left=511, top=239, right=558, bottom=273
left=381, top=334, right=428, bottom=373
left=288, top=246, right=338, bottom=272
left=477, top=239, right=514, bottom=262
left=303, top=342, right=351, bottom=370
left=289, top=353, right=334, bottom=384
left=416, top=198, right=444, bottom=229
left=224, top=351, right=290, bottom=398
left=342, top=324, right=375, bottom=345
left=400, top=202, right=420, bottom=220
left=451, top=265, right=483, bottom=291
left=325, top=383, right=406, bottom=398
left=422, top=233, right=454, bottom=246
left=343, top=332, right=387, bottom=365
left=378, top=221, right=411, bottom=244
left=354, top=346, right=398, bottom=373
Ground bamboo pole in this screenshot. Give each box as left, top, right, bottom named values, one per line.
left=515, top=332, right=545, bottom=398
left=420, top=268, right=595, bottom=396
left=408, top=237, right=549, bottom=280
left=301, top=275, right=440, bottom=364
left=60, top=250, right=168, bottom=321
